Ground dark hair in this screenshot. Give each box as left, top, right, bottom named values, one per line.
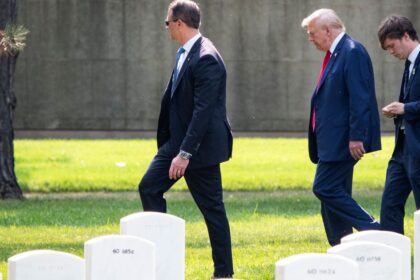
left=169, top=0, right=200, bottom=29
left=378, top=15, right=418, bottom=49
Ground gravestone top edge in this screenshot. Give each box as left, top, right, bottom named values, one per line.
left=328, top=240, right=402, bottom=254
left=120, top=211, right=185, bottom=224
left=275, top=253, right=358, bottom=266
left=341, top=230, right=410, bottom=243
left=84, top=234, right=155, bottom=247
left=8, top=249, right=84, bottom=262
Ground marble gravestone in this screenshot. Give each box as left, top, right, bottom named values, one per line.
left=328, top=241, right=401, bottom=280
left=275, top=253, right=359, bottom=280
left=341, top=230, right=410, bottom=280
left=415, top=210, right=420, bottom=280
left=120, top=212, right=185, bottom=280
left=8, top=250, right=84, bottom=280
left=85, top=234, right=155, bottom=280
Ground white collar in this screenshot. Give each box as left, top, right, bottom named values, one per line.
left=182, top=33, right=201, bottom=53
left=330, top=32, right=345, bottom=54
left=408, top=44, right=420, bottom=65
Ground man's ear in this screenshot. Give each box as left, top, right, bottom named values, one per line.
left=325, top=27, right=331, bottom=36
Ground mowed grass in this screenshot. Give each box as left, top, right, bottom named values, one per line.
left=1, top=190, right=415, bottom=280
left=0, top=136, right=403, bottom=279
left=15, top=137, right=394, bottom=192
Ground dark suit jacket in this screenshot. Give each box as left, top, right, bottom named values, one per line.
left=157, top=36, right=233, bottom=169
left=308, top=34, right=381, bottom=163
left=395, top=53, right=420, bottom=157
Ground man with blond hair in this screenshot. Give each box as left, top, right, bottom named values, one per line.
left=301, top=9, right=381, bottom=245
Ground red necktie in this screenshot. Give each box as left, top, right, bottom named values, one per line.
left=312, top=50, right=331, bottom=131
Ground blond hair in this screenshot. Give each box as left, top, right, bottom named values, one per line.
left=301, top=8, right=345, bottom=31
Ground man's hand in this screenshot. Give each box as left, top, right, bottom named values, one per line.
left=349, top=141, right=365, bottom=160
left=382, top=101, right=405, bottom=118
left=0, top=31, right=4, bottom=56
left=169, top=155, right=189, bottom=180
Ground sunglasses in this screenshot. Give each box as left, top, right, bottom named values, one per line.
left=165, top=18, right=179, bottom=26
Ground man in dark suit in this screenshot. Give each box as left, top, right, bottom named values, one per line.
left=378, top=15, right=420, bottom=234
left=301, top=9, right=382, bottom=246
left=138, top=0, right=233, bottom=278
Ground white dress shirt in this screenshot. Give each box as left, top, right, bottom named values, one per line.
left=330, top=32, right=345, bottom=54
left=176, top=33, right=202, bottom=72
left=408, top=44, right=420, bottom=76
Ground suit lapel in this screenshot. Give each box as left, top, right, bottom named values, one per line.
left=405, top=53, right=420, bottom=100
left=316, top=34, right=347, bottom=93
left=171, top=37, right=203, bottom=97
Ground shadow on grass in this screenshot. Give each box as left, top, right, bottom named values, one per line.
left=0, top=189, right=395, bottom=226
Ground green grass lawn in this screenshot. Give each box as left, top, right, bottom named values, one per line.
left=0, top=136, right=407, bottom=279
left=15, top=137, right=394, bottom=192
left=1, top=190, right=415, bottom=280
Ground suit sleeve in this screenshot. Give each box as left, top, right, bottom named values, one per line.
left=180, top=54, right=224, bottom=156
left=345, top=48, right=372, bottom=141
left=404, top=101, right=420, bottom=120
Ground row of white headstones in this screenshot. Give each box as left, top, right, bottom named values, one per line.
left=2, top=209, right=420, bottom=280
left=4, top=212, right=185, bottom=280
left=276, top=209, right=420, bottom=280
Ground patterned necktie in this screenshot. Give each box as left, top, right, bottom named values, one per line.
left=312, top=51, right=331, bottom=131
left=171, top=47, right=186, bottom=95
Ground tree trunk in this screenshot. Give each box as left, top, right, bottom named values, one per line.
left=0, top=0, right=23, bottom=199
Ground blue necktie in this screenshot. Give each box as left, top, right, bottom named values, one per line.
left=171, top=47, right=186, bottom=95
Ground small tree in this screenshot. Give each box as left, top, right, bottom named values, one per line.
left=0, top=0, right=28, bottom=199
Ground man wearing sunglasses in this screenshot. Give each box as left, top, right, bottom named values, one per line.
left=138, top=0, right=234, bottom=279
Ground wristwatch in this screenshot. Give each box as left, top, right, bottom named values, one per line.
left=178, top=150, right=192, bottom=160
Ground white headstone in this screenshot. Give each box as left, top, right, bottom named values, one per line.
left=275, top=253, right=359, bottom=280
left=415, top=210, right=420, bottom=280
left=120, top=212, right=185, bottom=280
left=328, top=241, right=401, bottom=280
left=8, top=250, right=84, bottom=280
left=85, top=234, right=155, bottom=280
left=341, top=230, right=410, bottom=280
